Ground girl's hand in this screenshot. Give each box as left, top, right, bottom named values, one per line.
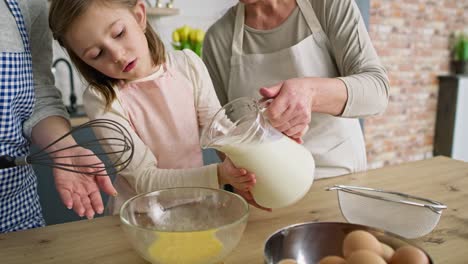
left=234, top=188, right=272, bottom=212
left=217, top=157, right=256, bottom=192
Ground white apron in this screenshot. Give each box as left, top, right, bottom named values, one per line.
left=228, top=0, right=366, bottom=178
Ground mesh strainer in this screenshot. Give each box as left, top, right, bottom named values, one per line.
left=327, top=185, right=447, bottom=239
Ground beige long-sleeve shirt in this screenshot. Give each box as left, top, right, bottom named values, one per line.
left=203, top=0, right=389, bottom=117
left=83, top=50, right=221, bottom=195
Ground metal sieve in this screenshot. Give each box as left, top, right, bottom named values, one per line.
left=327, top=185, right=447, bottom=239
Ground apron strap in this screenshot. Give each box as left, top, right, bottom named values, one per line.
left=4, top=0, right=31, bottom=52
left=231, top=0, right=324, bottom=57
left=231, top=3, right=245, bottom=59
left=296, top=0, right=323, bottom=33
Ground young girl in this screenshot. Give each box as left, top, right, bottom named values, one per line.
left=49, top=0, right=256, bottom=214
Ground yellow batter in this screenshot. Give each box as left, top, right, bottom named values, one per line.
left=147, top=229, right=223, bottom=263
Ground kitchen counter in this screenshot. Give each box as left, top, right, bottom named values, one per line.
left=0, top=156, right=467, bottom=263
left=69, top=116, right=89, bottom=127
left=68, top=105, right=89, bottom=127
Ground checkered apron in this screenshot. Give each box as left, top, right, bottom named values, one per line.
left=0, top=0, right=45, bottom=232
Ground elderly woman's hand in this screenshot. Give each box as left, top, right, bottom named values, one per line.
left=259, top=78, right=314, bottom=143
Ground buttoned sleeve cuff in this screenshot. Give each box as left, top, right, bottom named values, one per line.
left=338, top=75, right=388, bottom=118
left=338, top=76, right=357, bottom=117
left=204, top=163, right=220, bottom=189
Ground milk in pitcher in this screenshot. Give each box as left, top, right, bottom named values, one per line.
left=217, top=135, right=315, bottom=209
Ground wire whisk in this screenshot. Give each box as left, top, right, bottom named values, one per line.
left=0, top=119, right=134, bottom=176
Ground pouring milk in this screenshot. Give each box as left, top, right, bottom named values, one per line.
left=201, top=97, right=315, bottom=209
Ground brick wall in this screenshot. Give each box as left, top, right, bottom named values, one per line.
left=365, top=0, right=468, bottom=168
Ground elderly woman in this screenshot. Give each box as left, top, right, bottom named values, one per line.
left=0, top=0, right=116, bottom=232
left=203, top=0, right=389, bottom=179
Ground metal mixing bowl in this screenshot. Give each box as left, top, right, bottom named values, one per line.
left=120, top=187, right=249, bottom=264
left=264, top=222, right=433, bottom=264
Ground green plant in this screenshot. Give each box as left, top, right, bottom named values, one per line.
left=453, top=33, right=468, bottom=62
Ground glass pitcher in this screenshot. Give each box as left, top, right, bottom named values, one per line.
left=201, top=97, right=315, bottom=209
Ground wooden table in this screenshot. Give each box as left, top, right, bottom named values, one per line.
left=1, top=156, right=467, bottom=264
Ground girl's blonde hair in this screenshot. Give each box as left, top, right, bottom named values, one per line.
left=49, top=0, right=166, bottom=109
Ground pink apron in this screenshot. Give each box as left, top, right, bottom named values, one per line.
left=109, top=64, right=203, bottom=214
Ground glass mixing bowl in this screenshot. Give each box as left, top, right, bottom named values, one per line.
left=120, top=187, right=249, bottom=264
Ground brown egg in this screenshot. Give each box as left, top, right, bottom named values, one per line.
left=381, top=242, right=395, bottom=262
left=342, top=230, right=383, bottom=258
left=347, top=250, right=387, bottom=264
left=277, top=259, right=298, bottom=264
left=390, top=245, right=429, bottom=264
left=318, top=256, right=347, bottom=264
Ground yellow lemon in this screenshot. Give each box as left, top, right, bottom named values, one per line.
left=172, top=30, right=180, bottom=43
left=195, top=29, right=205, bottom=43
left=178, top=25, right=191, bottom=42
left=147, top=230, right=223, bottom=264
left=189, top=29, right=198, bottom=43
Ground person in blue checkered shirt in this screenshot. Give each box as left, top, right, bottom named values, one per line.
left=0, top=0, right=117, bottom=233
